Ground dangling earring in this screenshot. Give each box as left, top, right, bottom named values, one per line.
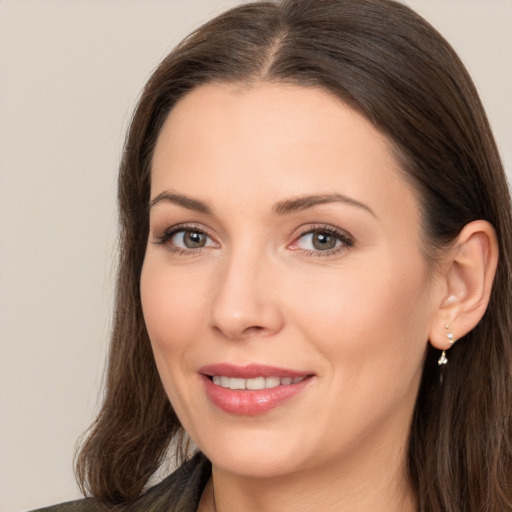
left=438, top=325, right=455, bottom=366
left=438, top=350, right=448, bottom=366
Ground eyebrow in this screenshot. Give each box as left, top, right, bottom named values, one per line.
left=149, top=191, right=213, bottom=214
left=273, top=193, right=376, bottom=218
left=149, top=191, right=376, bottom=218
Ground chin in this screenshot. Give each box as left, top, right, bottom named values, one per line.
left=194, top=426, right=307, bottom=478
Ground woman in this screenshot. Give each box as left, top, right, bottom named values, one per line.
left=38, top=0, right=512, bottom=510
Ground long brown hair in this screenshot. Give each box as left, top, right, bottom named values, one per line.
left=76, top=1, right=512, bottom=509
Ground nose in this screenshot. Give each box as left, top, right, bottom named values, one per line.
left=209, top=250, right=284, bottom=340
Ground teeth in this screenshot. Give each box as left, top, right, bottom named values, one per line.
left=266, top=376, right=280, bottom=388
left=229, top=378, right=245, bottom=390
left=246, top=377, right=265, bottom=390
left=211, top=375, right=306, bottom=390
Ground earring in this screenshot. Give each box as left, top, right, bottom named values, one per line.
left=438, top=325, right=456, bottom=366
left=445, top=324, right=455, bottom=344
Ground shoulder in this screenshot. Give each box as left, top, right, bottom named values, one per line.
left=30, top=499, right=103, bottom=512
left=32, top=452, right=211, bottom=512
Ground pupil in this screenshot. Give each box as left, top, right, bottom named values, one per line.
left=184, top=231, right=205, bottom=248
left=313, top=232, right=336, bottom=250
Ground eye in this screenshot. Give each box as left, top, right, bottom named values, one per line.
left=290, top=226, right=354, bottom=256
left=154, top=225, right=218, bottom=251
left=173, top=229, right=213, bottom=249
left=298, top=231, right=340, bottom=251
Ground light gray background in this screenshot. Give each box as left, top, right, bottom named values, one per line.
left=0, top=1, right=510, bottom=511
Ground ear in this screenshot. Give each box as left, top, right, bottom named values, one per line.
left=429, top=220, right=499, bottom=350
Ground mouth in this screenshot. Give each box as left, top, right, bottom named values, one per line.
left=199, top=364, right=315, bottom=416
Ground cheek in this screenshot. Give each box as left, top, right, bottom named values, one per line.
left=283, top=255, right=432, bottom=444
left=140, top=258, right=209, bottom=360
left=286, top=253, right=432, bottom=368
left=140, top=257, right=214, bottom=426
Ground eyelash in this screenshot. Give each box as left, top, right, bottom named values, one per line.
left=153, top=223, right=354, bottom=257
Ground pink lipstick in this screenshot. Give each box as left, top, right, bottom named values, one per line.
left=199, top=364, right=314, bottom=416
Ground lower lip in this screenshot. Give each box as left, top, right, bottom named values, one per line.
left=202, top=375, right=313, bottom=416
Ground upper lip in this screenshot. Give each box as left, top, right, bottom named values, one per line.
left=199, top=363, right=313, bottom=379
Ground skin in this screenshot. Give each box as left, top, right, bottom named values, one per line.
left=140, top=83, right=449, bottom=512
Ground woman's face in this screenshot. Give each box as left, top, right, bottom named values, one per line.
left=141, top=83, right=443, bottom=479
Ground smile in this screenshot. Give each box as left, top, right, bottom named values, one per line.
left=200, top=364, right=314, bottom=416
left=211, top=375, right=307, bottom=390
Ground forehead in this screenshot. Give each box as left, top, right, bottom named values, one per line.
left=154, top=82, right=390, bottom=161
left=150, top=82, right=419, bottom=226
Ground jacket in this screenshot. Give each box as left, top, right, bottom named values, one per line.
left=33, top=452, right=211, bottom=512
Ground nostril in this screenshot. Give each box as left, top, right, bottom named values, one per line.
left=242, top=325, right=265, bottom=334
